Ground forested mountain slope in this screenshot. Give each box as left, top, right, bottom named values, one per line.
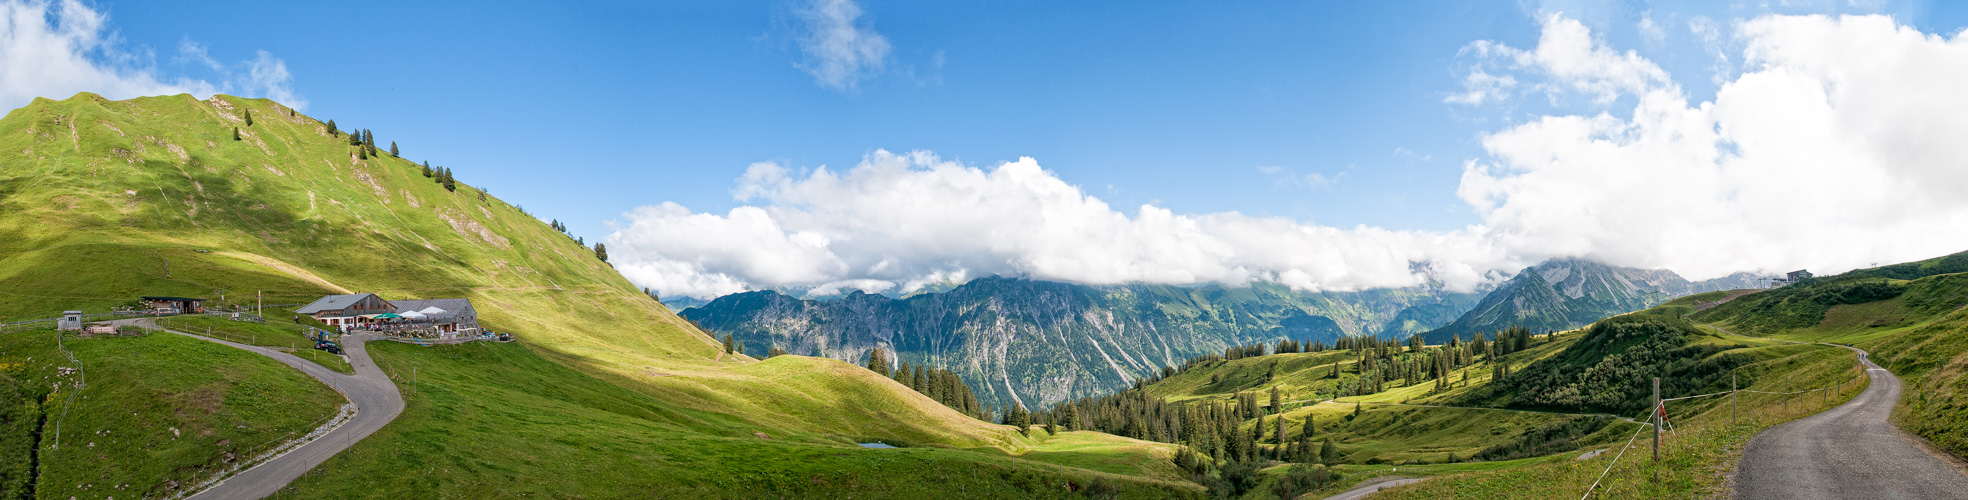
left=1423, top=258, right=1762, bottom=343
left=684, top=276, right=1481, bottom=411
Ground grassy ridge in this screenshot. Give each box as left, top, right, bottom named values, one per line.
left=0, top=93, right=1197, bottom=496
left=0, top=329, right=342, bottom=499
left=275, top=341, right=1199, bottom=499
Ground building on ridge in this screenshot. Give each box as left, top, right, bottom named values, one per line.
left=295, top=293, right=397, bottom=329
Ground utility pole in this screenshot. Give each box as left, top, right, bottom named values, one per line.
left=1732, top=373, right=1738, bottom=425
left=1653, top=377, right=1661, bottom=484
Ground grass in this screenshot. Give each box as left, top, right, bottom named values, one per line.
left=985, top=430, right=1189, bottom=482
left=1369, top=340, right=1868, bottom=499
left=0, top=328, right=342, bottom=499
left=0, top=93, right=1197, bottom=495
left=272, top=341, right=1201, bottom=499
left=152, top=313, right=353, bottom=373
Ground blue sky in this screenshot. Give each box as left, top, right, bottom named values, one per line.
left=13, top=0, right=1968, bottom=299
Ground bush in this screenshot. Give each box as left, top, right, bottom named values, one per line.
left=1271, top=463, right=1339, bottom=499
left=1207, top=460, right=1262, bottom=499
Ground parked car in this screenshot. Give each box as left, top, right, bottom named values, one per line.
left=315, top=339, right=343, bottom=355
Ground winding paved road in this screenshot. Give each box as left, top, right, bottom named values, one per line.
left=1732, top=346, right=1968, bottom=499
left=115, top=319, right=404, bottom=499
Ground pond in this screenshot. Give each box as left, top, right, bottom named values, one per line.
left=857, top=442, right=897, bottom=448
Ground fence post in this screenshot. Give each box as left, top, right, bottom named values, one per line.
left=1732, top=373, right=1737, bottom=425
left=1652, top=376, right=1661, bottom=484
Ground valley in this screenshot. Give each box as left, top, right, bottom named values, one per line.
left=1, top=92, right=1962, bottom=500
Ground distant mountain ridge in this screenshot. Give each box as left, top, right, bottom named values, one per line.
left=683, top=276, right=1481, bottom=411
left=1422, top=258, right=1765, bottom=342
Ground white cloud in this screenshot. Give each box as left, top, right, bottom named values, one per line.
left=1451, top=14, right=1670, bottom=105
left=0, top=0, right=302, bottom=111
left=1258, top=165, right=1343, bottom=190
left=791, top=0, right=891, bottom=92
left=617, top=13, right=1968, bottom=301
left=610, top=151, right=1511, bottom=300
left=1461, top=14, right=1968, bottom=280
left=1638, top=11, right=1666, bottom=43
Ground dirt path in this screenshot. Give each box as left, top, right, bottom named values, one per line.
left=1731, top=346, right=1968, bottom=499
left=1323, top=476, right=1424, bottom=500
left=116, top=319, right=403, bottom=499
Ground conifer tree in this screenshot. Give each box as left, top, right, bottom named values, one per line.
left=768, top=346, right=787, bottom=357
left=232, top=127, right=240, bottom=141
left=442, top=168, right=457, bottom=192
left=326, top=119, right=338, bottom=137
left=1270, top=386, right=1283, bottom=413
left=244, top=109, right=253, bottom=126
left=1275, top=416, right=1287, bottom=459
left=390, top=141, right=399, bottom=156
left=422, top=161, right=434, bottom=178
left=866, top=347, right=889, bottom=376
left=722, top=334, right=735, bottom=354
left=593, top=242, right=608, bottom=262
left=358, top=147, right=367, bottom=160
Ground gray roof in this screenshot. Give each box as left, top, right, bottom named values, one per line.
left=295, top=294, right=387, bottom=314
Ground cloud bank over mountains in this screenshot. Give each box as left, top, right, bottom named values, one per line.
left=0, top=0, right=302, bottom=112
left=615, top=12, right=1968, bottom=301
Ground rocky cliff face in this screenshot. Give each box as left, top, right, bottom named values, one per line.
left=684, top=277, right=1479, bottom=411
left=1423, top=259, right=1764, bottom=342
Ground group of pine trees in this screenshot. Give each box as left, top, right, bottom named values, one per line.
left=1035, top=327, right=1552, bottom=480
left=419, top=161, right=457, bottom=192
left=862, top=348, right=989, bottom=421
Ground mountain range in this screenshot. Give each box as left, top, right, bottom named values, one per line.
left=684, top=260, right=1765, bottom=411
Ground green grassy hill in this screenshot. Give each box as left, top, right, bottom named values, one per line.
left=0, top=93, right=1198, bottom=498
left=1043, top=263, right=1967, bottom=498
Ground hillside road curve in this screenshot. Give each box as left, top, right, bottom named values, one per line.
left=113, top=319, right=404, bottom=499
left=1732, top=346, right=1968, bottom=499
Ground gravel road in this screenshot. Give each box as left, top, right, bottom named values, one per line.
left=1732, top=347, right=1968, bottom=499
left=1323, top=476, right=1424, bottom=500
left=117, top=319, right=404, bottom=499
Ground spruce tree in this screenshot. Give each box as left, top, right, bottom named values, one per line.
left=866, top=347, right=888, bottom=376
left=390, top=141, right=399, bottom=156
left=422, top=161, right=434, bottom=178
left=326, top=119, right=338, bottom=137
left=244, top=109, right=253, bottom=126
left=593, top=242, right=608, bottom=262
left=1320, top=438, right=1339, bottom=465
left=232, top=127, right=240, bottom=141
left=358, top=147, right=367, bottom=160
left=442, top=168, right=457, bottom=192
left=722, top=334, right=735, bottom=354
left=1275, top=416, right=1286, bottom=458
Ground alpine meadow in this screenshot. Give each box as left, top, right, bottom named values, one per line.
left=5, top=1, right=1968, bottom=499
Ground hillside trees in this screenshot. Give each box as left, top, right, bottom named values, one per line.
left=593, top=243, right=608, bottom=263
left=1471, top=316, right=1748, bottom=414
left=325, top=119, right=338, bottom=137
left=390, top=141, right=399, bottom=156
left=232, top=127, right=240, bottom=141
left=422, top=161, right=434, bottom=178
left=244, top=109, right=253, bottom=126
left=865, top=347, right=890, bottom=376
